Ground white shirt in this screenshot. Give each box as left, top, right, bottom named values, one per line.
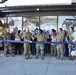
left=51, top=35, right=56, bottom=45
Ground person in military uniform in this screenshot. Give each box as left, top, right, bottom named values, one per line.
left=56, top=28, right=64, bottom=60
left=24, top=27, right=32, bottom=59
left=66, top=27, right=74, bottom=60
left=32, top=29, right=45, bottom=60
left=11, top=28, right=15, bottom=54
left=4, top=28, right=14, bottom=57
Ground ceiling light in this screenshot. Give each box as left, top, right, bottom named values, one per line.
left=37, top=8, right=39, bottom=11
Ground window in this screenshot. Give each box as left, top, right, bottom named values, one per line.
left=40, top=16, right=57, bottom=34
left=23, top=16, right=39, bottom=32
left=8, top=17, right=22, bottom=30
left=58, top=16, right=75, bottom=30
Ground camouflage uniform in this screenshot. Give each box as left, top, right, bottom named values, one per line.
left=4, top=32, right=13, bottom=56
left=67, top=32, right=73, bottom=59
left=24, top=32, right=32, bottom=59
left=56, top=32, right=64, bottom=60
left=35, top=33, right=45, bottom=59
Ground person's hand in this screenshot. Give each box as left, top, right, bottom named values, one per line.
left=4, top=44, right=7, bottom=46
left=52, top=38, right=55, bottom=40
left=66, top=40, right=68, bottom=42
left=30, top=41, right=32, bottom=43
left=65, top=38, right=68, bottom=42
left=32, top=37, right=34, bottom=40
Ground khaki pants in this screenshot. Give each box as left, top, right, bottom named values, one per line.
left=24, top=44, right=31, bottom=56
left=51, top=45, right=57, bottom=56
left=36, top=44, right=44, bottom=56
left=56, top=44, right=64, bottom=58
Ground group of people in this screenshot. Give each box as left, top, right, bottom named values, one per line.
left=3, top=26, right=74, bottom=60
left=4, top=28, right=24, bottom=56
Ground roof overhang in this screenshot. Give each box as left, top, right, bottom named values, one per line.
left=0, top=4, right=76, bottom=17
left=0, top=0, right=8, bottom=4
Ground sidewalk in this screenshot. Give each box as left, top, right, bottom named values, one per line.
left=0, top=55, right=76, bottom=75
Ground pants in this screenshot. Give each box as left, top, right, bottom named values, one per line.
left=64, top=44, right=68, bottom=56
left=4, top=42, right=13, bottom=55
left=44, top=44, right=46, bottom=55
left=68, top=44, right=73, bottom=56
left=14, top=43, right=21, bottom=55
left=51, top=45, right=57, bottom=56
left=12, top=43, right=15, bottom=52
left=24, top=44, right=31, bottom=56
left=20, top=43, right=24, bottom=54
left=36, top=44, right=44, bottom=56
left=56, top=44, right=64, bottom=58
left=32, top=43, right=36, bottom=55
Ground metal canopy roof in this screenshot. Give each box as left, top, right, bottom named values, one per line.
left=0, top=4, right=76, bottom=17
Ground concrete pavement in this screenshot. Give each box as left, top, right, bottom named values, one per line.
left=0, top=55, right=76, bottom=75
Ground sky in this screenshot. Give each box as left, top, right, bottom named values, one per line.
left=0, top=0, right=71, bottom=7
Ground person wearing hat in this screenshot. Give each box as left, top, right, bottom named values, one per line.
left=4, top=28, right=15, bottom=57
left=32, top=29, right=45, bottom=60
left=66, top=27, right=74, bottom=60
left=24, top=27, right=32, bottom=59
left=56, top=28, right=64, bottom=60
